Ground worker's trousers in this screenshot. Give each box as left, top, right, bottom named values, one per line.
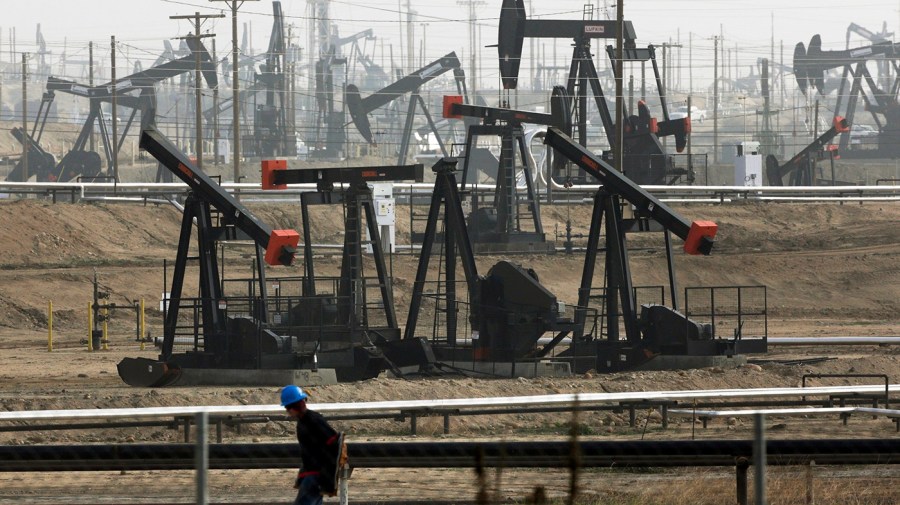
left=294, top=475, right=323, bottom=505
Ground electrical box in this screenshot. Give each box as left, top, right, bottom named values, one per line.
left=217, top=139, right=230, bottom=164
left=367, top=183, right=396, bottom=253
left=734, top=141, right=762, bottom=187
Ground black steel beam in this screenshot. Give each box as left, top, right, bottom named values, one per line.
left=265, top=164, right=424, bottom=188
left=543, top=127, right=716, bottom=255
left=355, top=52, right=461, bottom=111
left=448, top=102, right=555, bottom=126
left=0, top=439, right=898, bottom=472
left=140, top=127, right=299, bottom=266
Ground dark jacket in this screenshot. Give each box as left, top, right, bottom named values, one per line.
left=295, top=408, right=339, bottom=478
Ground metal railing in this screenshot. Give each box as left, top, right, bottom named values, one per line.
left=3, top=180, right=900, bottom=204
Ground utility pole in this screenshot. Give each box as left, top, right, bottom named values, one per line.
left=658, top=41, right=682, bottom=96
left=615, top=0, right=624, bottom=175
left=286, top=24, right=294, bottom=151
left=212, top=39, right=219, bottom=165
left=111, top=36, right=118, bottom=182
left=171, top=11, right=224, bottom=173
left=406, top=1, right=415, bottom=73
left=713, top=35, right=719, bottom=167
left=89, top=42, right=94, bottom=152
left=21, top=53, right=27, bottom=182
left=676, top=29, right=681, bottom=91
left=688, top=32, right=692, bottom=93
left=210, top=0, right=258, bottom=188
left=458, top=0, right=485, bottom=95
left=420, top=22, right=429, bottom=68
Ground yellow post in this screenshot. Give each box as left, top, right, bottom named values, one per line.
left=140, top=298, right=146, bottom=351
left=102, top=306, right=109, bottom=350
left=87, top=302, right=93, bottom=352
left=47, top=301, right=53, bottom=352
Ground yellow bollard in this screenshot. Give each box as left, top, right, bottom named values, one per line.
left=47, top=301, right=53, bottom=352
left=102, top=306, right=109, bottom=350
left=87, top=302, right=93, bottom=352
left=140, top=298, right=146, bottom=351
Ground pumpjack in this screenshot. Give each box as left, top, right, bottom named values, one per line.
left=766, top=117, right=849, bottom=186
left=7, top=38, right=216, bottom=182
left=402, top=157, right=580, bottom=371
left=117, top=127, right=300, bottom=387
left=260, top=161, right=435, bottom=380
left=794, top=33, right=900, bottom=157
left=441, top=88, right=570, bottom=252
left=345, top=52, right=468, bottom=165
left=497, top=0, right=690, bottom=185
left=402, top=143, right=760, bottom=374
left=846, top=22, right=894, bottom=91
left=543, top=128, right=767, bottom=371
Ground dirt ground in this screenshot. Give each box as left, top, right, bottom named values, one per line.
left=0, top=185, right=898, bottom=503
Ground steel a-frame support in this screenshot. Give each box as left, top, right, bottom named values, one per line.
left=403, top=158, right=480, bottom=345
left=161, top=192, right=269, bottom=363
left=299, top=183, right=398, bottom=331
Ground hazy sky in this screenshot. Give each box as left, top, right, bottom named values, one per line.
left=0, top=0, right=894, bottom=90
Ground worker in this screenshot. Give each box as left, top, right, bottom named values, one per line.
left=281, top=385, right=345, bottom=505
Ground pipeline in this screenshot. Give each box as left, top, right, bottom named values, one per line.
left=0, top=439, right=898, bottom=472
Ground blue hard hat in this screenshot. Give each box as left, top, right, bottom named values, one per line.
left=280, top=385, right=308, bottom=407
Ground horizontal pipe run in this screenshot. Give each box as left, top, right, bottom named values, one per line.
left=0, top=439, right=898, bottom=472
left=1, top=385, right=898, bottom=423
left=768, top=337, right=900, bottom=345
left=2, top=181, right=900, bottom=203
left=535, top=336, right=900, bottom=346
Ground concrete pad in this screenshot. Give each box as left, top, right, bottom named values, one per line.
left=174, top=368, right=338, bottom=386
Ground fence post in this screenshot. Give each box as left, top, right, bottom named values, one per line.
left=102, top=306, right=109, bottom=350
left=195, top=411, right=209, bottom=505
left=87, top=302, right=93, bottom=352
left=753, top=413, right=767, bottom=505
left=47, top=301, right=53, bottom=352
left=139, top=298, right=146, bottom=351
left=339, top=466, right=350, bottom=505
left=806, top=460, right=815, bottom=505
left=735, top=457, right=749, bottom=505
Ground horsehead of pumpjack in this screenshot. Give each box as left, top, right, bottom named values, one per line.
left=497, top=0, right=527, bottom=90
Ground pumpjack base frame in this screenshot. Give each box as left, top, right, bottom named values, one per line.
left=117, top=357, right=341, bottom=387
left=562, top=339, right=766, bottom=374
left=434, top=360, right=572, bottom=379
left=169, top=367, right=338, bottom=387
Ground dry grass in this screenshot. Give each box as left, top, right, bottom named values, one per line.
left=497, top=467, right=900, bottom=505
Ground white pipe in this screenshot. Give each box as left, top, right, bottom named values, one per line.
left=536, top=336, right=900, bottom=346
left=0, top=384, right=897, bottom=421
